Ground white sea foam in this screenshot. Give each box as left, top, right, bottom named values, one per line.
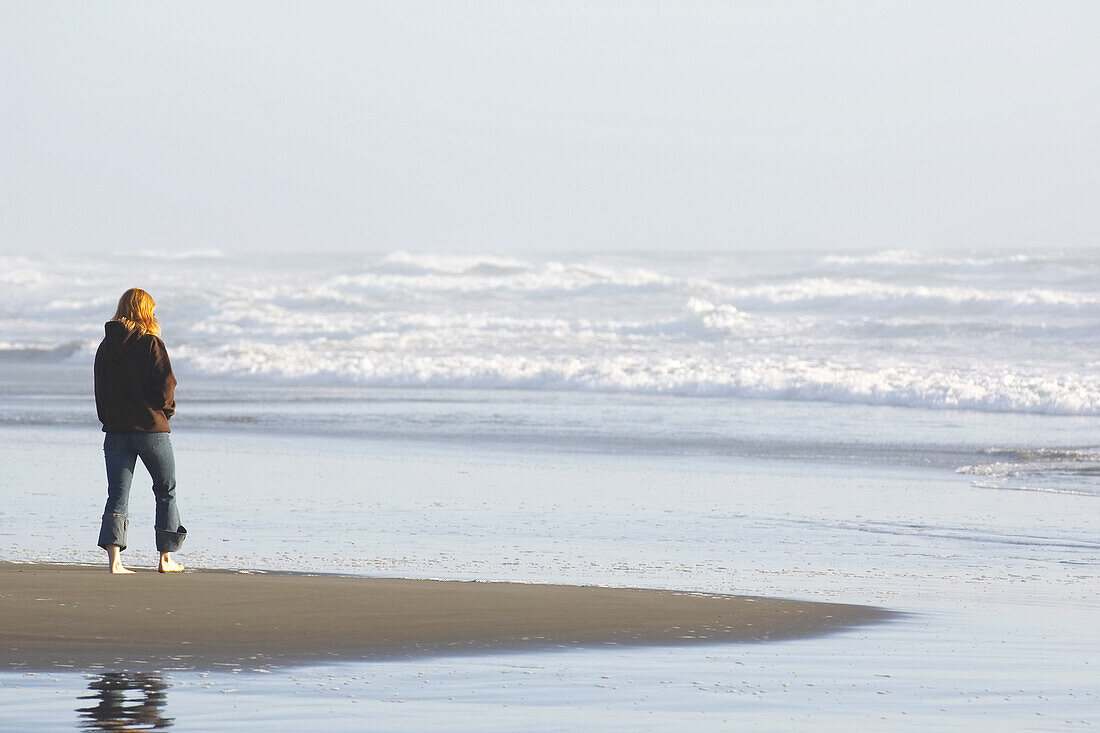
left=372, top=251, right=531, bottom=275
left=722, top=278, right=1099, bottom=312
left=957, top=447, right=1100, bottom=496
left=2, top=249, right=1098, bottom=416
left=0, top=257, right=50, bottom=287
left=332, top=260, right=676, bottom=295
left=820, top=249, right=1038, bottom=268
left=172, top=342, right=1100, bottom=415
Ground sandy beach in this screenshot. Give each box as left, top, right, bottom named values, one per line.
left=0, top=562, right=891, bottom=670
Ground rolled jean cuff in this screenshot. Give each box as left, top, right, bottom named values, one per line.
left=97, top=514, right=128, bottom=551
left=156, top=525, right=187, bottom=553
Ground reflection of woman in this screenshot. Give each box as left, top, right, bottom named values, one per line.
left=94, top=288, right=186, bottom=574
left=77, top=672, right=173, bottom=731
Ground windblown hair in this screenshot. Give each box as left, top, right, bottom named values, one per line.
left=112, top=288, right=160, bottom=337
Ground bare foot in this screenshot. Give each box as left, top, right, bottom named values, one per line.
left=158, top=554, right=184, bottom=573
left=105, top=545, right=134, bottom=574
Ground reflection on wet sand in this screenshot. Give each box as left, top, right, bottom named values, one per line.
left=77, top=672, right=173, bottom=731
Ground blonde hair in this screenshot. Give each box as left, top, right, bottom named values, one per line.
left=112, top=288, right=161, bottom=336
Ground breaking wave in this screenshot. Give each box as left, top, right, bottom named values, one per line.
left=173, top=344, right=1100, bottom=416
left=2, top=248, right=1098, bottom=417
left=370, top=251, right=531, bottom=276
left=0, top=341, right=89, bottom=362
left=957, top=447, right=1100, bottom=497
left=721, top=278, right=1099, bottom=313
left=820, top=249, right=1040, bottom=268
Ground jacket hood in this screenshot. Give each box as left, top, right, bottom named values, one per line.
left=101, top=320, right=145, bottom=359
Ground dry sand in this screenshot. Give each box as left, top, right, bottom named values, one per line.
left=1, top=563, right=893, bottom=670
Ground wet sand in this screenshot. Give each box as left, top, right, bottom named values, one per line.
left=0, top=563, right=892, bottom=670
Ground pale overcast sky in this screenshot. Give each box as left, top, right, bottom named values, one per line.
left=2, top=1, right=1098, bottom=256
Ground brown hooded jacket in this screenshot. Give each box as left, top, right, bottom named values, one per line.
left=93, top=321, right=177, bottom=433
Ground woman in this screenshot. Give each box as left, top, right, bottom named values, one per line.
left=94, top=288, right=186, bottom=574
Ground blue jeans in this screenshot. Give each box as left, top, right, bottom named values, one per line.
left=98, top=433, right=187, bottom=553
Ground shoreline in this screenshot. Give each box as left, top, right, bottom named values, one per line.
left=1, top=562, right=895, bottom=671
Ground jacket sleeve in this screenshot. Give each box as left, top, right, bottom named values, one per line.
left=93, top=348, right=107, bottom=425
left=149, top=337, right=178, bottom=419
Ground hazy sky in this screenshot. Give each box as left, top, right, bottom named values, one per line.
left=2, top=1, right=1098, bottom=256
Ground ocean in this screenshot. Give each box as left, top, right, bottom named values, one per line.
left=0, top=248, right=1097, bottom=729
left=3, top=247, right=1100, bottom=492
